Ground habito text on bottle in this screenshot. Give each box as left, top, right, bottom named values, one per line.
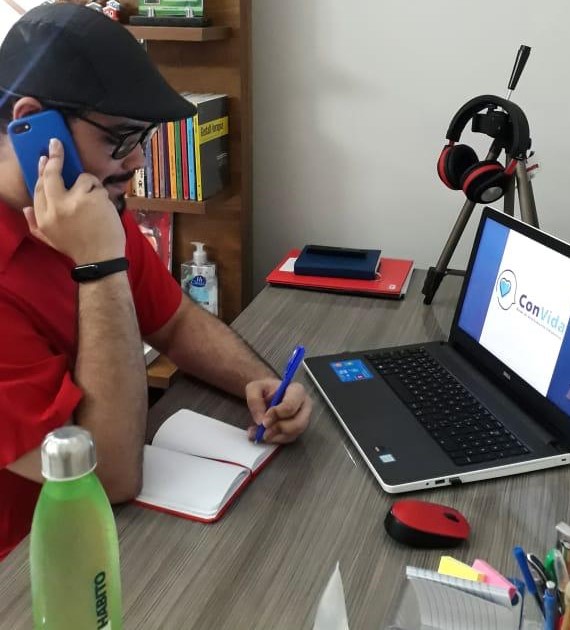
left=30, top=426, right=123, bottom=629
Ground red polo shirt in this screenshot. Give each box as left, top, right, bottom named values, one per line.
left=0, top=201, right=182, bottom=560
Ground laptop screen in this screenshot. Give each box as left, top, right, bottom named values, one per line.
left=454, top=211, right=570, bottom=418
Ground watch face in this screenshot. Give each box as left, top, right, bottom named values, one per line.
left=71, top=263, right=100, bottom=282
left=81, top=264, right=100, bottom=280
left=71, top=258, right=129, bottom=282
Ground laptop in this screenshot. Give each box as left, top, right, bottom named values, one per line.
left=304, top=207, right=570, bottom=493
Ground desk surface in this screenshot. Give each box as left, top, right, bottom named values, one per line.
left=1, top=271, right=567, bottom=629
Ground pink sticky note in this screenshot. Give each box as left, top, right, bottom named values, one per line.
left=472, top=559, right=517, bottom=599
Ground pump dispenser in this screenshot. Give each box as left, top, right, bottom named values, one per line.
left=192, top=242, right=207, bottom=265
left=181, top=241, right=219, bottom=316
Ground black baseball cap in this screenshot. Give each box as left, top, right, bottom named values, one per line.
left=0, top=3, right=196, bottom=123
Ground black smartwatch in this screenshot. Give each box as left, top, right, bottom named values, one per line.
left=71, top=257, right=129, bottom=283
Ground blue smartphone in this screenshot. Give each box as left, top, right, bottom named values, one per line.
left=8, top=110, right=84, bottom=197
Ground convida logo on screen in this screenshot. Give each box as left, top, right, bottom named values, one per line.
left=496, top=269, right=566, bottom=335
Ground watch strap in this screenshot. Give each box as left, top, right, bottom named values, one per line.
left=71, top=257, right=129, bottom=283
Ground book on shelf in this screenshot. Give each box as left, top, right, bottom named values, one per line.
left=132, top=209, right=173, bottom=271
left=180, top=118, right=190, bottom=200
left=159, top=123, right=170, bottom=198
left=135, top=409, right=279, bottom=523
left=151, top=131, right=160, bottom=199
left=190, top=93, right=229, bottom=201
left=144, top=136, right=154, bottom=198
left=133, top=167, right=146, bottom=197
left=266, top=248, right=414, bottom=298
left=186, top=112, right=197, bottom=200
left=166, top=120, right=177, bottom=200
left=174, top=121, right=184, bottom=200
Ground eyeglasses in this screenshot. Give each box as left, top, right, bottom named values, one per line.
left=63, top=110, right=157, bottom=160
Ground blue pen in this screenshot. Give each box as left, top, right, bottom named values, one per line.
left=255, top=345, right=306, bottom=443
left=543, top=581, right=557, bottom=630
left=514, top=546, right=545, bottom=616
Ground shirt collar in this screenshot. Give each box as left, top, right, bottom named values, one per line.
left=0, top=200, right=30, bottom=272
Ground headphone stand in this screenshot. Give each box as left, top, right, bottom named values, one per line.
left=422, top=147, right=539, bottom=305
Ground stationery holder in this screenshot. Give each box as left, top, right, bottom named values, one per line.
left=384, top=580, right=543, bottom=630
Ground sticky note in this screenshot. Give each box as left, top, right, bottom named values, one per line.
left=472, top=559, right=517, bottom=599
left=438, top=556, right=485, bottom=582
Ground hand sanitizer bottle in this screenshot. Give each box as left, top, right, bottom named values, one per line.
left=181, top=241, right=219, bottom=316
left=30, top=427, right=123, bottom=630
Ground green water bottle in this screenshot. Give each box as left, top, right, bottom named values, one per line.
left=30, top=427, right=123, bottom=629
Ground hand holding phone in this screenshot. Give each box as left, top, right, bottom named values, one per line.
left=23, top=138, right=126, bottom=266
left=8, top=109, right=83, bottom=196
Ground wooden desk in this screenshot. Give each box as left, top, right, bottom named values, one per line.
left=1, top=271, right=566, bottom=628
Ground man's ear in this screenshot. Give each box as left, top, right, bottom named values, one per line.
left=12, top=97, right=43, bottom=121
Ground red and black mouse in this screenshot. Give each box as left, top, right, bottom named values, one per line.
left=384, top=499, right=470, bottom=548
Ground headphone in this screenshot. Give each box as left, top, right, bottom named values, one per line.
left=437, top=95, right=531, bottom=204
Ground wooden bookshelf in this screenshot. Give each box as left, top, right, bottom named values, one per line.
left=126, top=188, right=233, bottom=214
left=127, top=25, right=231, bottom=42
left=123, top=0, right=252, bottom=324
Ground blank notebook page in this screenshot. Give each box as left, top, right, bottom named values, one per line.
left=151, top=408, right=277, bottom=470
left=138, top=446, right=249, bottom=520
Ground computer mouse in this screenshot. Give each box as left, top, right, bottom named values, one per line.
left=384, top=499, right=470, bottom=548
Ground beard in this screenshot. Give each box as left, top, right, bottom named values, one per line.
left=103, top=171, right=134, bottom=215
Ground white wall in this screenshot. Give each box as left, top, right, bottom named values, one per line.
left=0, top=0, right=43, bottom=43
left=252, top=0, right=570, bottom=295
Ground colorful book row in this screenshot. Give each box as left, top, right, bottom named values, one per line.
left=132, top=93, right=229, bottom=202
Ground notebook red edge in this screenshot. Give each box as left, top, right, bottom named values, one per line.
left=266, top=249, right=414, bottom=297
left=133, top=446, right=281, bottom=524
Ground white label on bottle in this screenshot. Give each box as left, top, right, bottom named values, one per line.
left=189, top=280, right=209, bottom=305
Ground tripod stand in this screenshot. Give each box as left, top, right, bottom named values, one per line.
left=423, top=45, right=537, bottom=305
left=422, top=137, right=539, bottom=305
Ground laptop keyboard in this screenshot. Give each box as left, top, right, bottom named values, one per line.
left=365, top=347, right=530, bottom=466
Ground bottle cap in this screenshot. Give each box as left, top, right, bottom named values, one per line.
left=41, top=427, right=97, bottom=481
left=191, top=241, right=207, bottom=265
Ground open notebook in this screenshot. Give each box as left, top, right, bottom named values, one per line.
left=135, top=409, right=279, bottom=522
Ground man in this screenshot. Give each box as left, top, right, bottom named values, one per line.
left=0, top=3, right=312, bottom=560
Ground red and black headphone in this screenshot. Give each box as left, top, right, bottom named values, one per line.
left=437, top=95, right=531, bottom=204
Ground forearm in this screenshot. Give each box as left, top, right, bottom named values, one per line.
left=154, top=297, right=275, bottom=398
left=74, top=272, right=147, bottom=502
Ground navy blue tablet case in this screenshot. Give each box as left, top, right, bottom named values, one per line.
left=294, top=245, right=382, bottom=280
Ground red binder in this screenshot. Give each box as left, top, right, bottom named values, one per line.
left=266, top=249, right=414, bottom=298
